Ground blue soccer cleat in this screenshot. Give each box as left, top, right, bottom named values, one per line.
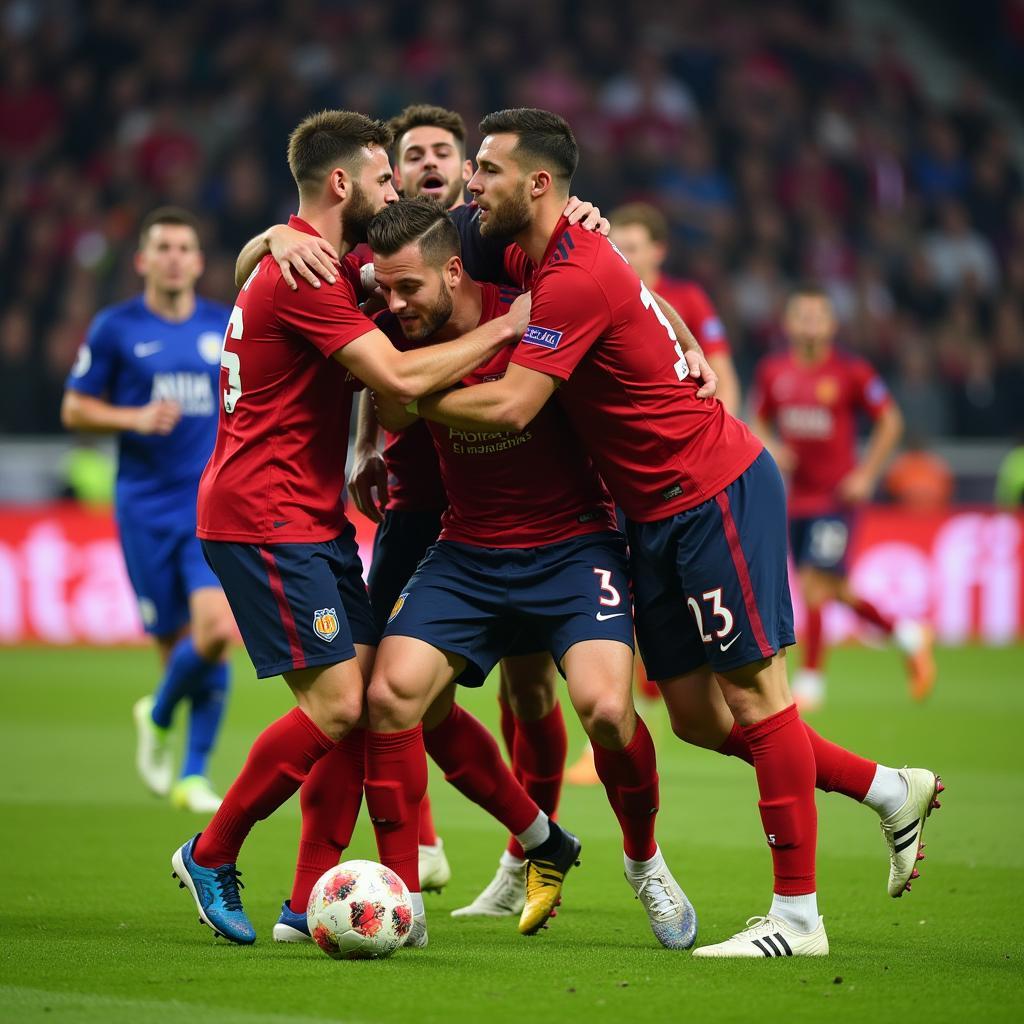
left=171, top=834, right=255, bottom=945
left=272, top=899, right=311, bottom=942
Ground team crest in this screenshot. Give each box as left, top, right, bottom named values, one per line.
left=197, top=331, right=224, bottom=365
left=388, top=593, right=408, bottom=623
left=313, top=607, right=340, bottom=642
left=815, top=377, right=838, bottom=404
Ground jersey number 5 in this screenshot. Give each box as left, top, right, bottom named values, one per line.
left=221, top=305, right=243, bottom=413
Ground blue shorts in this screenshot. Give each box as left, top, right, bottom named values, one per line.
left=789, top=512, right=852, bottom=574
left=627, top=449, right=795, bottom=679
left=202, top=523, right=378, bottom=679
left=383, top=531, right=634, bottom=686
left=367, top=508, right=444, bottom=633
left=118, top=514, right=220, bottom=637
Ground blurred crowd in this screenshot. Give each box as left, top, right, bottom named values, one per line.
left=1, top=0, right=1022, bottom=438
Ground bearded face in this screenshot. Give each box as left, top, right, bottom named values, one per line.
left=478, top=177, right=532, bottom=239
left=341, top=181, right=380, bottom=246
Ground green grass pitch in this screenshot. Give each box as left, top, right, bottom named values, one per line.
left=1, top=643, right=1021, bottom=1023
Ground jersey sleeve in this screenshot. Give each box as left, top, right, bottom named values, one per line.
left=274, top=274, right=374, bottom=359
left=684, top=284, right=731, bottom=357
left=65, top=312, right=119, bottom=398
left=750, top=359, right=776, bottom=422
left=509, top=264, right=612, bottom=382
left=851, top=359, right=891, bottom=419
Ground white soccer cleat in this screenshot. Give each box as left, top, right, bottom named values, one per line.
left=406, top=912, right=428, bottom=948
left=171, top=775, right=223, bottom=814
left=418, top=838, right=452, bottom=893
left=692, top=914, right=829, bottom=958
left=133, top=695, right=173, bottom=797
left=880, top=767, right=943, bottom=897
left=451, top=860, right=526, bottom=918
left=791, top=669, right=825, bottom=713
left=626, top=856, right=698, bottom=949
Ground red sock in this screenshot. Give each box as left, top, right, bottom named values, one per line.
left=289, top=728, right=365, bottom=912
left=850, top=597, right=894, bottom=634
left=364, top=727, right=427, bottom=893
left=718, top=721, right=877, bottom=801
left=498, top=695, right=518, bottom=766
left=741, top=704, right=817, bottom=896
left=418, top=794, right=438, bottom=846
left=505, top=703, right=568, bottom=859
left=195, top=707, right=334, bottom=867
left=591, top=716, right=659, bottom=862
left=803, top=605, right=824, bottom=671
left=424, top=703, right=540, bottom=837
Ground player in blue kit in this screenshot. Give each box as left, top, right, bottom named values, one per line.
left=62, top=207, right=236, bottom=814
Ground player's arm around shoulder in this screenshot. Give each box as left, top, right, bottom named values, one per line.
left=235, top=223, right=339, bottom=290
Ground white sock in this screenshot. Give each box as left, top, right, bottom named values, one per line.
left=624, top=846, right=662, bottom=878
left=770, top=892, right=819, bottom=934
left=515, top=810, right=550, bottom=852
left=863, top=765, right=909, bottom=817
left=410, top=891, right=425, bottom=916
left=500, top=850, right=526, bottom=870
left=894, top=620, right=925, bottom=655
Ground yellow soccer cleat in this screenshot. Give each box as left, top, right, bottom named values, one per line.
left=519, top=825, right=581, bottom=936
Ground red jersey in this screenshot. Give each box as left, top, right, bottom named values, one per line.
left=510, top=218, right=763, bottom=522
left=653, top=274, right=731, bottom=357
left=379, top=282, right=615, bottom=547
left=381, top=421, right=447, bottom=512
left=752, top=348, right=892, bottom=516
left=197, top=216, right=373, bottom=544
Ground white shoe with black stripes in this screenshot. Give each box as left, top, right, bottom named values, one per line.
left=692, top=914, right=828, bottom=958
left=881, top=767, right=944, bottom=897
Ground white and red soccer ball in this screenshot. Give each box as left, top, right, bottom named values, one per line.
left=307, top=859, right=414, bottom=960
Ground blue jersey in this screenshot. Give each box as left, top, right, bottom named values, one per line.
left=66, top=295, right=230, bottom=529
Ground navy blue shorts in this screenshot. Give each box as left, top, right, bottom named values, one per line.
left=383, top=531, right=634, bottom=686
left=627, top=449, right=795, bottom=679
left=118, top=514, right=220, bottom=637
left=367, top=508, right=444, bottom=633
left=789, top=512, right=852, bottom=574
left=202, top=523, right=378, bottom=678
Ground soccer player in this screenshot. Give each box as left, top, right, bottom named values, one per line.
left=410, top=108, right=943, bottom=958
left=751, top=286, right=936, bottom=709
left=361, top=196, right=695, bottom=949
left=609, top=201, right=739, bottom=414
left=62, top=207, right=235, bottom=814
left=169, top=110, right=540, bottom=947
left=349, top=104, right=569, bottom=914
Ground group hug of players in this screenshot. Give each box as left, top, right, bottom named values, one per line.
left=63, top=102, right=942, bottom=959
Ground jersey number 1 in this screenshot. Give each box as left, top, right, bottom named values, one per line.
left=638, top=281, right=688, bottom=382
left=221, top=305, right=243, bottom=413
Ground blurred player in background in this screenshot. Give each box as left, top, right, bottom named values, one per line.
left=61, top=207, right=235, bottom=814
left=752, top=286, right=936, bottom=710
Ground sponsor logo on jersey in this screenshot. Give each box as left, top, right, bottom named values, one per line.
left=197, top=331, right=223, bottom=365
left=70, top=345, right=92, bottom=378
left=387, top=593, right=408, bottom=623
left=522, top=325, right=562, bottom=350
left=313, top=607, right=340, bottom=642
left=150, top=372, right=215, bottom=416
left=779, top=405, right=835, bottom=439
left=133, top=341, right=163, bottom=358
left=815, top=377, right=838, bottom=404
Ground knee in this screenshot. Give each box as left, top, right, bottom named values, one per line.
left=507, top=680, right=556, bottom=722
left=668, top=714, right=720, bottom=749
left=310, top=686, right=364, bottom=741
left=366, top=672, right=419, bottom=732
left=192, top=614, right=234, bottom=661
left=579, top=693, right=634, bottom=748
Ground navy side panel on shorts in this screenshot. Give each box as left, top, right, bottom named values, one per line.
left=203, top=522, right=378, bottom=678
left=118, top=517, right=220, bottom=636
left=383, top=532, right=634, bottom=686
left=367, top=508, right=443, bottom=633
left=628, top=449, right=795, bottom=679
left=788, top=512, right=852, bottom=574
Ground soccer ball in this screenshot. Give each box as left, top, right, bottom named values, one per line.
left=307, top=859, right=414, bottom=960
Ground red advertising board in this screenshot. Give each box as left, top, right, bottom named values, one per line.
left=0, top=503, right=1020, bottom=646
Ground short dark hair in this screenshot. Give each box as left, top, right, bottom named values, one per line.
left=366, top=196, right=461, bottom=267
left=609, top=203, right=669, bottom=245
left=389, top=104, right=466, bottom=155
left=478, top=107, right=578, bottom=187
left=287, top=109, right=392, bottom=195
left=789, top=282, right=831, bottom=303
left=138, top=206, right=200, bottom=246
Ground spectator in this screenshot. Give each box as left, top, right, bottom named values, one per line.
left=923, top=200, right=1000, bottom=294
